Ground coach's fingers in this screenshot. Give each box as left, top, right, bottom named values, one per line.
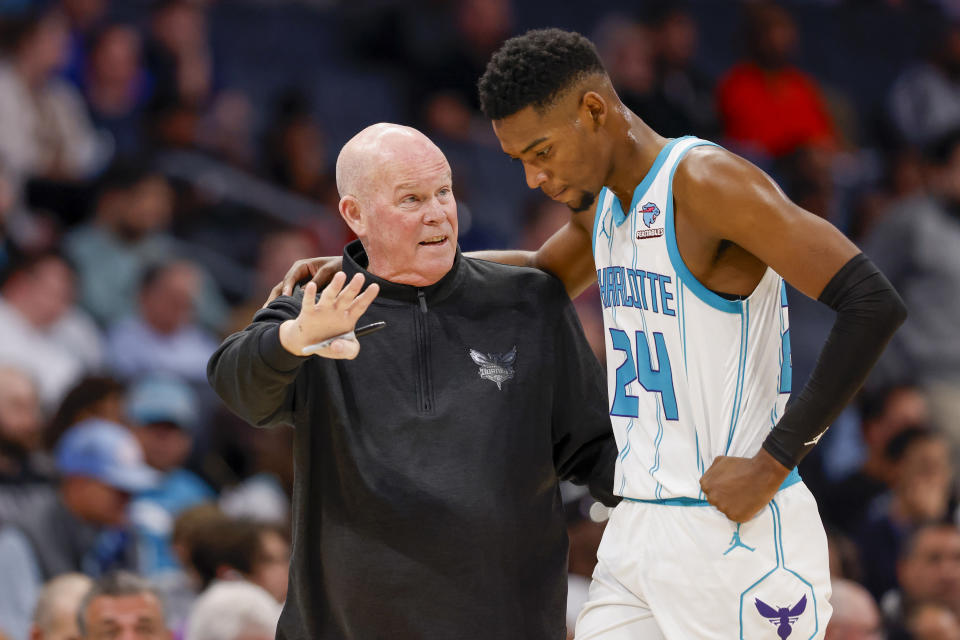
left=347, top=283, right=380, bottom=318
left=300, top=282, right=318, bottom=313
left=334, top=273, right=365, bottom=308
left=317, top=271, right=347, bottom=307
left=328, top=337, right=360, bottom=359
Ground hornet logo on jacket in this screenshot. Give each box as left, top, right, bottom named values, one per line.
left=755, top=594, right=807, bottom=639
left=469, top=346, right=517, bottom=390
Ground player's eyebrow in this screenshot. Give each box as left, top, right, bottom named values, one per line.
left=520, top=137, right=549, bottom=155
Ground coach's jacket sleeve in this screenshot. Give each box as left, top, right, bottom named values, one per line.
left=207, top=294, right=307, bottom=428
left=550, top=291, right=620, bottom=507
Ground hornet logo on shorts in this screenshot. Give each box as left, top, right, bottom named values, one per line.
left=469, top=346, right=517, bottom=390
left=755, top=594, right=807, bottom=639
left=636, top=202, right=664, bottom=240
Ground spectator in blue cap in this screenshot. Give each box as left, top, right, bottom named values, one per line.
left=0, top=418, right=156, bottom=640
left=127, top=375, right=213, bottom=578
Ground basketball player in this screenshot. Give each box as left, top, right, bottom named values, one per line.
left=270, top=28, right=905, bottom=640
left=474, top=30, right=905, bottom=639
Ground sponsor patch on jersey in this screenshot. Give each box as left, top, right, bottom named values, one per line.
left=639, top=202, right=661, bottom=227
left=636, top=228, right=665, bottom=240
left=469, top=346, right=517, bottom=390
left=636, top=202, right=664, bottom=239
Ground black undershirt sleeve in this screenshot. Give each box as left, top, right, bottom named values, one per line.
left=761, top=253, right=907, bottom=469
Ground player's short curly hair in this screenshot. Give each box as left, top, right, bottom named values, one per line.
left=478, top=28, right=606, bottom=121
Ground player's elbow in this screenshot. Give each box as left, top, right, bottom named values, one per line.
left=880, top=286, right=908, bottom=332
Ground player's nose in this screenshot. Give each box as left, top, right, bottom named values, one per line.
left=522, top=162, right=547, bottom=190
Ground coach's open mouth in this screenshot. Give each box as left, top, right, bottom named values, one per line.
left=419, top=235, right=448, bottom=246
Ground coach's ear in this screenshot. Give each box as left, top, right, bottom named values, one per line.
left=580, top=91, right=607, bottom=129
left=339, top=195, right=366, bottom=238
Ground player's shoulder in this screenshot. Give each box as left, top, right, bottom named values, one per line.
left=673, top=144, right=763, bottom=206
left=676, top=143, right=742, bottom=179
left=462, top=256, right=568, bottom=303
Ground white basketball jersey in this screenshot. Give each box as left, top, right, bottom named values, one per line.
left=593, top=136, right=794, bottom=502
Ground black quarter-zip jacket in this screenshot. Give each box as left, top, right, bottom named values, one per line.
left=208, top=240, right=618, bottom=640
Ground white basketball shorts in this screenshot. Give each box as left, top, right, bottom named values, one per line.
left=576, top=481, right=832, bottom=640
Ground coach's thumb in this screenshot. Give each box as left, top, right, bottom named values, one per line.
left=327, top=337, right=361, bottom=360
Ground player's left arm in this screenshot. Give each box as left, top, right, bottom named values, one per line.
left=680, top=147, right=908, bottom=522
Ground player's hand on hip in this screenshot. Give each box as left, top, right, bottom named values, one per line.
left=265, top=255, right=344, bottom=306
left=699, top=449, right=791, bottom=523
left=278, top=273, right=379, bottom=359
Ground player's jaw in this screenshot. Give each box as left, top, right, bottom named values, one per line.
left=543, top=183, right=597, bottom=213
left=567, top=189, right=597, bottom=213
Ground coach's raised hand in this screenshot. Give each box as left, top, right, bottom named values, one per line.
left=278, top=272, right=379, bottom=359
left=699, top=448, right=791, bottom=523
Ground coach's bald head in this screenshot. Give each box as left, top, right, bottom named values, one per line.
left=336, top=123, right=458, bottom=287
left=336, top=124, right=422, bottom=198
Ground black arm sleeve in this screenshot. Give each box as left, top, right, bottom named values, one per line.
left=550, top=289, right=620, bottom=507
left=762, top=253, right=908, bottom=468
left=207, top=295, right=308, bottom=428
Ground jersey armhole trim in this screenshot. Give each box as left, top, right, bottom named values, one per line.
left=664, top=140, right=743, bottom=314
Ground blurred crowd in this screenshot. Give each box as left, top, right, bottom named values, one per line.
left=0, top=0, right=959, bottom=638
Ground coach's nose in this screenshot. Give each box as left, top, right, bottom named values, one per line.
left=422, top=196, right=446, bottom=224
left=522, top=162, right=548, bottom=190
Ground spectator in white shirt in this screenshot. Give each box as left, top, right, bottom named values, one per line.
left=105, top=259, right=217, bottom=383
left=0, top=252, right=103, bottom=409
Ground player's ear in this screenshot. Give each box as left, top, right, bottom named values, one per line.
left=580, top=91, right=607, bottom=129
left=339, top=196, right=366, bottom=237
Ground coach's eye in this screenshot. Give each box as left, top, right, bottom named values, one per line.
left=401, top=195, right=418, bottom=204
left=536, top=146, right=552, bottom=159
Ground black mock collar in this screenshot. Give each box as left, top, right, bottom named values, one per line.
left=341, top=239, right=465, bottom=305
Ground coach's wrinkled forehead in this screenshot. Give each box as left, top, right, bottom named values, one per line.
left=335, top=123, right=448, bottom=201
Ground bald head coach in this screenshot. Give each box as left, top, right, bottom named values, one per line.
left=208, top=124, right=618, bottom=640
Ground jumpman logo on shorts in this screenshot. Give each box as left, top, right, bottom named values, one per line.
left=723, top=523, right=756, bottom=555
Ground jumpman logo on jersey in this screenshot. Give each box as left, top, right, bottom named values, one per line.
left=598, top=210, right=614, bottom=247
left=723, top=523, right=755, bottom=555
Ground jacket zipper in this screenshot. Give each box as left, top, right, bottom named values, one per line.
left=415, top=289, right=433, bottom=414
